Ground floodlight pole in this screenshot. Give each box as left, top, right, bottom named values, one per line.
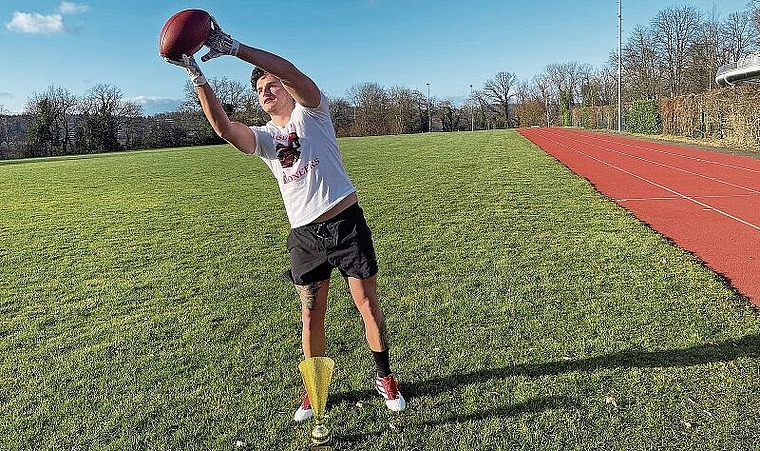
left=470, top=84, right=474, bottom=131
left=426, top=82, right=431, bottom=133
left=617, top=0, right=622, bottom=132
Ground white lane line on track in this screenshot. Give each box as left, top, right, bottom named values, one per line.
left=549, top=131, right=760, bottom=195
left=532, top=131, right=760, bottom=232
left=558, top=130, right=760, bottom=175
left=615, top=193, right=760, bottom=202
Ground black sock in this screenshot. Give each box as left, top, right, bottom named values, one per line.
left=372, top=349, right=392, bottom=377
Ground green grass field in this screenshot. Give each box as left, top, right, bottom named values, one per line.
left=2, top=130, right=760, bottom=450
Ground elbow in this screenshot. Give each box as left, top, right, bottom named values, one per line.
left=215, top=123, right=232, bottom=141
left=215, top=121, right=256, bottom=155
left=211, top=118, right=235, bottom=142
left=217, top=127, right=242, bottom=151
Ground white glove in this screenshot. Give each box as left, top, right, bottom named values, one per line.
left=201, top=16, right=239, bottom=62
left=165, top=54, right=207, bottom=86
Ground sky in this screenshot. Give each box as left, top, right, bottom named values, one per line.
left=0, top=0, right=753, bottom=115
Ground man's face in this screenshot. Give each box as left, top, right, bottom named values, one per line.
left=256, top=74, right=294, bottom=115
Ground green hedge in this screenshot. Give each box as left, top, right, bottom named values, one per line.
left=626, top=100, right=662, bottom=134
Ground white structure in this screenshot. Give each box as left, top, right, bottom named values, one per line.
left=716, top=53, right=760, bottom=87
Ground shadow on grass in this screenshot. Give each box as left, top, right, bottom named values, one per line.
left=337, top=334, right=760, bottom=403
left=333, top=395, right=572, bottom=448
left=404, top=333, right=760, bottom=398
left=329, top=334, right=760, bottom=446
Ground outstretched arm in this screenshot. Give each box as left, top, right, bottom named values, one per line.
left=197, top=83, right=257, bottom=154
left=202, top=17, right=322, bottom=108
left=239, top=45, right=321, bottom=109
left=165, top=54, right=257, bottom=155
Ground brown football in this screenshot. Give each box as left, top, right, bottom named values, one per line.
left=158, top=9, right=211, bottom=60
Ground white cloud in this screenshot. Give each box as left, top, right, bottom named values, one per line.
left=5, top=3, right=88, bottom=35
left=58, top=2, right=89, bottom=14
left=5, top=12, right=64, bottom=34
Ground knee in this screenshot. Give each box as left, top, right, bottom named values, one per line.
left=301, top=309, right=320, bottom=330
left=354, top=293, right=380, bottom=316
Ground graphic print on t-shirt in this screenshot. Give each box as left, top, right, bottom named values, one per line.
left=276, top=131, right=301, bottom=168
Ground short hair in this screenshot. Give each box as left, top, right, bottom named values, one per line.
left=251, top=67, right=267, bottom=89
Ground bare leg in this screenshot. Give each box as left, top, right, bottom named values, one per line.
left=296, top=280, right=330, bottom=358
left=347, top=275, right=388, bottom=352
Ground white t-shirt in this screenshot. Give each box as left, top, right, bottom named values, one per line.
left=251, top=93, right=356, bottom=228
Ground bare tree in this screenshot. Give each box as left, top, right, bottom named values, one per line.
left=751, top=0, right=760, bottom=38
left=533, top=73, right=555, bottom=127
left=410, top=89, right=429, bottom=132
left=690, top=7, right=724, bottom=91
left=348, top=83, right=392, bottom=136
left=595, top=63, right=618, bottom=107
left=80, top=84, right=142, bottom=151
left=580, top=68, right=611, bottom=108
left=437, top=100, right=463, bottom=131
left=482, top=71, right=517, bottom=127
left=471, top=88, right=500, bottom=130
left=328, top=96, right=354, bottom=137
left=652, top=5, right=703, bottom=97
left=514, top=78, right=548, bottom=127
left=722, top=9, right=760, bottom=63
left=182, top=76, right=250, bottom=117
left=545, top=62, right=590, bottom=125
left=212, top=77, right=250, bottom=119
left=54, top=86, right=79, bottom=154
left=623, top=24, right=663, bottom=101
left=571, top=63, right=593, bottom=107
left=81, top=84, right=142, bottom=118
left=387, top=86, right=424, bottom=134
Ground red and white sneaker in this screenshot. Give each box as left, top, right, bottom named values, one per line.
left=375, top=374, right=406, bottom=412
left=294, top=392, right=313, bottom=422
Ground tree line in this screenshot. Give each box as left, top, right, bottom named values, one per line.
left=1, top=2, right=759, bottom=160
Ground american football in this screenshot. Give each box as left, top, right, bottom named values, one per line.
left=158, top=9, right=212, bottom=60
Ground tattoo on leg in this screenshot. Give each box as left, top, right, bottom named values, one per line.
left=295, top=281, right=323, bottom=311
left=377, top=316, right=389, bottom=350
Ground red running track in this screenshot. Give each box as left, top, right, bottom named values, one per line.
left=519, top=127, right=760, bottom=305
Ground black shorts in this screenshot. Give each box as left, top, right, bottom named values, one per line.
left=284, top=203, right=379, bottom=285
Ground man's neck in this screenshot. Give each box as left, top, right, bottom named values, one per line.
left=270, top=113, right=290, bottom=128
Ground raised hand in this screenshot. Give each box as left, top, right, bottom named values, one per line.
left=201, top=16, right=240, bottom=62
left=165, top=54, right=207, bottom=86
